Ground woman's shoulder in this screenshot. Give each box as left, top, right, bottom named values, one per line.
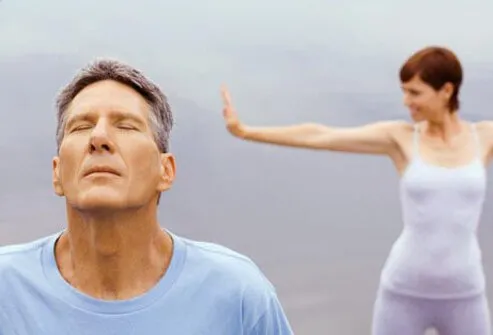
left=473, top=121, right=493, bottom=146
left=473, top=120, right=493, bottom=131
left=386, top=120, right=415, bottom=137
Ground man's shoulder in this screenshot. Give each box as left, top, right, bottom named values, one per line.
left=175, top=236, right=293, bottom=333
left=0, top=233, right=57, bottom=272
left=177, top=235, right=275, bottom=290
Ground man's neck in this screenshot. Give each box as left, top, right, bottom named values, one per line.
left=55, top=205, right=173, bottom=300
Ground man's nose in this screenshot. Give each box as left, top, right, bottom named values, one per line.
left=89, top=122, right=115, bottom=154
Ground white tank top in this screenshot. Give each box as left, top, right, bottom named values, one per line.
left=380, top=123, right=487, bottom=299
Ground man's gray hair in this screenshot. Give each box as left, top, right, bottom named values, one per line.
left=55, top=58, right=173, bottom=153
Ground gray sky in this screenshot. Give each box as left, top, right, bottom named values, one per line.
left=1, top=1, right=493, bottom=333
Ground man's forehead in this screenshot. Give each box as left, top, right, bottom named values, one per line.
left=67, top=86, right=149, bottom=120
left=66, top=107, right=146, bottom=121
left=71, top=80, right=147, bottom=108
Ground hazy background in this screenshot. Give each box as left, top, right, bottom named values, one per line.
left=1, top=1, right=493, bottom=333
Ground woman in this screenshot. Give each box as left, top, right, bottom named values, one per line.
left=220, top=46, right=493, bottom=335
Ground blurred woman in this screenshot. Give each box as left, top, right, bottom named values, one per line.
left=221, top=46, right=493, bottom=335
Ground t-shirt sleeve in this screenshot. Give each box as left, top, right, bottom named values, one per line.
left=246, top=291, right=294, bottom=335
left=0, top=305, right=15, bottom=335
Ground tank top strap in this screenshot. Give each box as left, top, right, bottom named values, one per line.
left=470, top=123, right=482, bottom=159
left=412, top=123, right=421, bottom=159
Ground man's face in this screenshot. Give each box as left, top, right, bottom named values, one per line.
left=52, top=80, right=175, bottom=211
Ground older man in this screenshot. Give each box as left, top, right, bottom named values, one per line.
left=0, top=59, right=293, bottom=335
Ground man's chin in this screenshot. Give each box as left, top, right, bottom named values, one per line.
left=68, top=190, right=129, bottom=212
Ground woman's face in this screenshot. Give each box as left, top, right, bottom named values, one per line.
left=401, top=75, right=453, bottom=122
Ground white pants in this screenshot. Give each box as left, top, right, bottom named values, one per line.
left=372, top=287, right=491, bottom=335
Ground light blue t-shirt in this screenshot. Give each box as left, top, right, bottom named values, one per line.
left=0, top=231, right=293, bottom=335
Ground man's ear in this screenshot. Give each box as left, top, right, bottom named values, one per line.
left=52, top=157, right=64, bottom=196
left=157, top=153, right=176, bottom=193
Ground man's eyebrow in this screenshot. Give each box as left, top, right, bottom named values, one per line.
left=65, top=111, right=147, bottom=130
left=113, top=111, right=147, bottom=127
left=65, top=113, right=93, bottom=131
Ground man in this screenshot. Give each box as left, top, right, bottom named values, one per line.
left=0, top=59, right=293, bottom=335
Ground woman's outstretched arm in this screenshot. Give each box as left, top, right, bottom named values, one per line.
left=221, top=86, right=407, bottom=156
